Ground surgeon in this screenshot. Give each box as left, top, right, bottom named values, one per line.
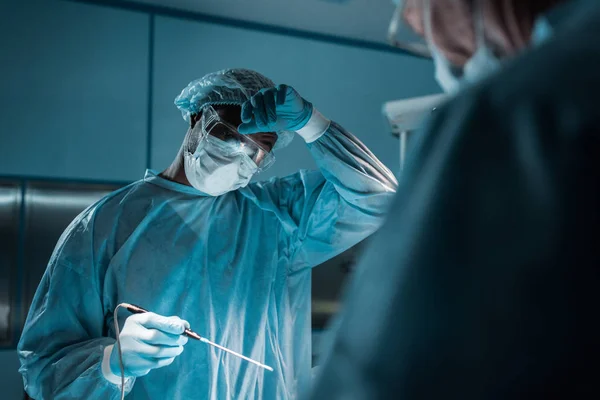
left=312, top=0, right=600, bottom=398
left=17, top=68, right=398, bottom=399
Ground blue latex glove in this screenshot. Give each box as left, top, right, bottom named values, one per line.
left=110, top=312, right=189, bottom=378
left=238, top=84, right=313, bottom=134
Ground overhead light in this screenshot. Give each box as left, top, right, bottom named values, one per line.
left=383, top=93, right=447, bottom=136
left=382, top=93, right=448, bottom=168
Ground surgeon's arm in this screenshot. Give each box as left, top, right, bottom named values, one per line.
left=18, top=216, right=133, bottom=399
left=239, top=85, right=397, bottom=269
left=289, top=109, right=398, bottom=268
left=302, top=110, right=398, bottom=200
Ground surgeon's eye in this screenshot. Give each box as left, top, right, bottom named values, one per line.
left=210, top=124, right=238, bottom=142
left=222, top=132, right=238, bottom=143
left=240, top=143, right=257, bottom=157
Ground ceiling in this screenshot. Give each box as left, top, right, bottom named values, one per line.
left=120, top=0, right=409, bottom=49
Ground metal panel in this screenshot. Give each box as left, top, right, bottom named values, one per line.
left=21, top=182, right=121, bottom=325
left=0, top=350, right=23, bottom=399
left=0, top=182, right=22, bottom=346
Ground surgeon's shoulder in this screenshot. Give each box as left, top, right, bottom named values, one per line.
left=54, top=180, right=148, bottom=253
left=239, top=169, right=325, bottom=207
left=86, top=180, right=150, bottom=219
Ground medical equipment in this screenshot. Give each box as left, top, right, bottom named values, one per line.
left=382, top=94, right=447, bottom=169
left=119, top=303, right=273, bottom=371
left=113, top=303, right=273, bottom=400
left=122, top=304, right=202, bottom=340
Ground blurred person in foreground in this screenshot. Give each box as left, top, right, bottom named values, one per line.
left=311, top=0, right=600, bottom=398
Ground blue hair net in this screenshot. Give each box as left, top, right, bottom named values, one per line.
left=174, top=68, right=294, bottom=151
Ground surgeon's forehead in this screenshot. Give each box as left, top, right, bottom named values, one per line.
left=213, top=104, right=243, bottom=126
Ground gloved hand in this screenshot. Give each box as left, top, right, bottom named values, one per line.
left=238, top=84, right=313, bottom=134
left=109, top=312, right=190, bottom=378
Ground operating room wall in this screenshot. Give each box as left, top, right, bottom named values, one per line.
left=0, top=0, right=438, bottom=396
left=0, top=0, right=439, bottom=183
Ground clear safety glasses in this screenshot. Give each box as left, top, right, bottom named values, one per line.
left=200, top=106, right=275, bottom=172
left=387, top=0, right=431, bottom=58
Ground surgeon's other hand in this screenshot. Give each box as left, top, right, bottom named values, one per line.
left=109, top=312, right=189, bottom=378
left=238, top=84, right=313, bottom=134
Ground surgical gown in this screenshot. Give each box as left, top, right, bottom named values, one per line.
left=17, top=121, right=397, bottom=400
left=311, top=1, right=600, bottom=399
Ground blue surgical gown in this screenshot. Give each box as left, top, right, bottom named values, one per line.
left=17, top=121, right=397, bottom=400
left=311, top=1, right=600, bottom=399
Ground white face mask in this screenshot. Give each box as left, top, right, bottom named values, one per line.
left=425, top=0, right=501, bottom=94
left=431, top=36, right=501, bottom=94
left=463, top=44, right=501, bottom=85
left=184, top=135, right=258, bottom=196
left=431, top=47, right=463, bottom=94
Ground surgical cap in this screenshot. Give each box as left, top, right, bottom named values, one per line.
left=174, top=68, right=294, bottom=150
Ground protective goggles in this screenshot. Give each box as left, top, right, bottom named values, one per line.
left=387, top=0, right=431, bottom=58
left=200, top=105, right=275, bottom=171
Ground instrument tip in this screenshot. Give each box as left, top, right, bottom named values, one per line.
left=185, top=330, right=202, bottom=340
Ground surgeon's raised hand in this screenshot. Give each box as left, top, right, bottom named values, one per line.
left=238, top=84, right=313, bottom=134
left=109, top=312, right=189, bottom=378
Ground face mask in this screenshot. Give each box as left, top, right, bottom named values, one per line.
left=462, top=44, right=501, bottom=85
left=184, top=135, right=258, bottom=196
left=431, top=39, right=501, bottom=95
left=424, top=0, right=463, bottom=94
left=425, top=0, right=501, bottom=94
left=431, top=46, right=463, bottom=94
